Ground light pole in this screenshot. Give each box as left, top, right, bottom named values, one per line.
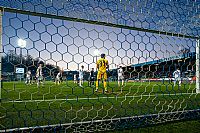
left=17, top=39, right=26, bottom=82
left=18, top=39, right=26, bottom=61
left=17, top=39, right=26, bottom=57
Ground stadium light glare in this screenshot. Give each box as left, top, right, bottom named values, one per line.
left=18, top=39, right=26, bottom=48
left=94, top=49, right=100, bottom=56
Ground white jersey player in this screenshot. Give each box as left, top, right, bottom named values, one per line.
left=79, top=65, right=84, bottom=87
left=36, top=64, right=44, bottom=87
left=118, top=66, right=124, bottom=87
left=74, top=74, right=77, bottom=84
left=55, top=72, right=61, bottom=85
left=25, top=70, right=31, bottom=85
left=173, top=68, right=181, bottom=86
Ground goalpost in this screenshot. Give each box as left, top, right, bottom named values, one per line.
left=0, top=8, right=2, bottom=102
left=196, top=39, right=200, bottom=93
left=0, top=0, right=200, bottom=132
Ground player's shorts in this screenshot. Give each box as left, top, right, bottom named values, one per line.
left=97, top=71, right=107, bottom=80
left=174, top=77, right=181, bottom=81
left=25, top=77, right=30, bottom=83
left=118, top=75, right=124, bottom=80
left=79, top=76, right=83, bottom=80
left=90, top=76, right=95, bottom=81
left=55, top=77, right=60, bottom=81
left=37, top=76, right=43, bottom=81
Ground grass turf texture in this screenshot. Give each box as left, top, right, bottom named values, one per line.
left=0, top=80, right=199, bottom=130
left=106, top=119, right=200, bottom=133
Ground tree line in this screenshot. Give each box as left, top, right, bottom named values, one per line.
left=2, top=53, right=60, bottom=77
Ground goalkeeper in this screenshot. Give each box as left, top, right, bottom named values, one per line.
left=95, top=53, right=109, bottom=92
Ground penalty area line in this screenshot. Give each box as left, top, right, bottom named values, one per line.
left=1, top=93, right=194, bottom=103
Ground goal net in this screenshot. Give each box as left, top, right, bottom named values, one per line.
left=0, top=0, right=199, bottom=132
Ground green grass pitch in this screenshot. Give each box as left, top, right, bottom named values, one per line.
left=0, top=80, right=199, bottom=130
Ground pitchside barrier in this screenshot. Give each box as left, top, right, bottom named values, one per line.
left=0, top=0, right=200, bottom=132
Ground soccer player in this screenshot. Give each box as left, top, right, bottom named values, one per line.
left=95, top=53, right=109, bottom=92
left=25, top=70, right=31, bottom=85
left=89, top=68, right=95, bottom=87
left=36, top=64, right=44, bottom=87
left=55, top=71, right=61, bottom=85
left=173, top=67, right=181, bottom=86
left=118, top=66, right=124, bottom=87
left=74, top=74, right=77, bottom=84
left=79, top=65, right=84, bottom=87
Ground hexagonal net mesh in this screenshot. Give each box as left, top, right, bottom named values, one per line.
left=0, top=0, right=200, bottom=132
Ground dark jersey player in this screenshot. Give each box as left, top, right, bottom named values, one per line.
left=89, top=68, right=95, bottom=86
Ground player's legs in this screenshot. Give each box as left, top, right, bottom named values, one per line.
left=122, top=79, right=124, bottom=86
left=118, top=77, right=121, bottom=87
left=103, top=72, right=107, bottom=92
left=118, top=78, right=120, bottom=87
left=58, top=78, right=61, bottom=85
left=55, top=78, right=60, bottom=85
left=95, top=79, right=100, bottom=91
left=88, top=78, right=90, bottom=86
left=59, top=78, right=63, bottom=84
left=95, top=72, right=102, bottom=91
left=74, top=77, right=77, bottom=84
left=89, top=77, right=94, bottom=87
left=103, top=79, right=107, bottom=91
left=25, top=77, right=28, bottom=84
left=33, top=77, right=36, bottom=84
left=118, top=76, right=120, bottom=87
left=89, top=77, right=91, bottom=87
left=58, top=79, right=61, bottom=85
left=27, top=77, right=30, bottom=85
left=55, top=78, right=57, bottom=84
left=178, top=78, right=181, bottom=86
left=41, top=81, right=44, bottom=86
left=88, top=77, right=91, bottom=87
left=79, top=79, right=81, bottom=86
left=37, top=78, right=40, bottom=87
left=79, top=77, right=83, bottom=87
left=29, top=77, right=31, bottom=84
left=26, top=78, right=28, bottom=84
left=77, top=78, right=79, bottom=85
left=40, top=76, right=44, bottom=87
left=121, top=76, right=125, bottom=86
left=118, top=76, right=124, bottom=87
left=91, top=77, right=94, bottom=85
left=30, top=77, right=32, bottom=84
left=174, top=78, right=177, bottom=86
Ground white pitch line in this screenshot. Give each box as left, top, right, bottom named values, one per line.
left=1, top=93, right=195, bottom=103
left=0, top=108, right=199, bottom=133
